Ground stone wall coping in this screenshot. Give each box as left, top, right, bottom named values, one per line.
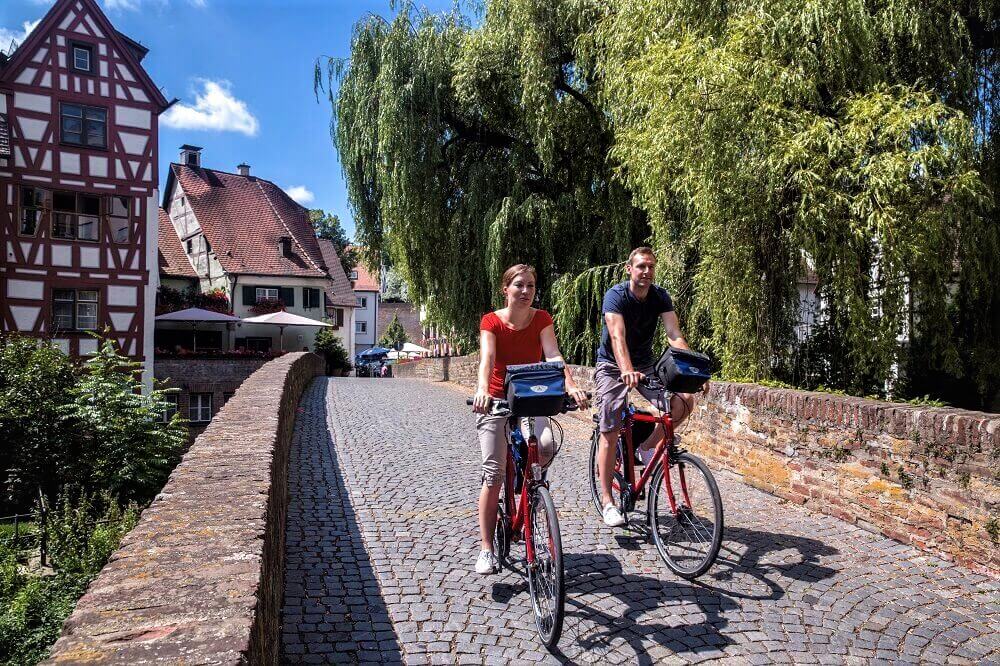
left=46, top=352, right=324, bottom=665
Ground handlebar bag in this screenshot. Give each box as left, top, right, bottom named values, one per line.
left=504, top=361, right=566, bottom=417
left=654, top=347, right=712, bottom=394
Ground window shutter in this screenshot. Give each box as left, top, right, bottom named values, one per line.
left=303, top=287, right=310, bottom=308
left=242, top=286, right=256, bottom=305
left=336, top=308, right=344, bottom=327
left=280, top=287, right=294, bottom=307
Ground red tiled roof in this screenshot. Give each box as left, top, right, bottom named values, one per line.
left=316, top=239, right=357, bottom=308
left=169, top=163, right=328, bottom=278
left=158, top=207, right=198, bottom=278
left=350, top=255, right=380, bottom=292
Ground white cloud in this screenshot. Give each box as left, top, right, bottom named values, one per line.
left=0, top=19, right=41, bottom=53
left=284, top=186, right=315, bottom=206
left=161, top=79, right=259, bottom=136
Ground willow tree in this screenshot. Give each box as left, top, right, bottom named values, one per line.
left=323, top=0, right=1000, bottom=409
left=317, top=0, right=645, bottom=342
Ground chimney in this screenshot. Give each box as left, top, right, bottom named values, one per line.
left=278, top=235, right=292, bottom=257
left=179, top=144, right=202, bottom=167
left=237, top=162, right=250, bottom=176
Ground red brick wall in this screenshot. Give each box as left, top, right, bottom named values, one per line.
left=377, top=301, right=423, bottom=345
left=397, top=355, right=1000, bottom=573
left=47, top=352, right=324, bottom=664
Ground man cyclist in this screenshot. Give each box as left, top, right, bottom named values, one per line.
left=594, top=247, right=709, bottom=527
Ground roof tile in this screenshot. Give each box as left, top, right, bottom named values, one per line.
left=316, top=240, right=357, bottom=308
left=172, top=163, right=328, bottom=278
left=157, top=207, right=198, bottom=278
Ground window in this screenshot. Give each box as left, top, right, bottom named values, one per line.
left=350, top=270, right=358, bottom=280
left=107, top=195, right=130, bottom=243
left=356, top=320, right=367, bottom=334
left=303, top=287, right=321, bottom=309
left=71, top=44, right=92, bottom=73
left=161, top=394, right=179, bottom=423
left=19, top=186, right=49, bottom=236
left=356, top=296, right=367, bottom=309
left=53, top=288, right=99, bottom=331
left=189, top=393, right=212, bottom=423
left=52, top=191, right=100, bottom=241
left=245, top=337, right=272, bottom=352
left=256, top=287, right=279, bottom=301
left=60, top=103, right=106, bottom=148
left=334, top=308, right=344, bottom=327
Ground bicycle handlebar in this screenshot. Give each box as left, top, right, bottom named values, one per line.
left=466, top=392, right=592, bottom=416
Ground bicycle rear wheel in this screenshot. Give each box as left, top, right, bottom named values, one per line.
left=649, top=452, right=723, bottom=579
left=526, top=485, right=564, bottom=649
left=588, top=429, right=626, bottom=518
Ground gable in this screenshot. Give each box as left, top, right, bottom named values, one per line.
left=0, top=0, right=168, bottom=110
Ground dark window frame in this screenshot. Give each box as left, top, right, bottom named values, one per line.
left=52, top=287, right=100, bottom=331
left=51, top=190, right=101, bottom=242
left=18, top=186, right=49, bottom=237
left=69, top=41, right=95, bottom=75
left=189, top=393, right=213, bottom=423
left=60, top=102, right=107, bottom=149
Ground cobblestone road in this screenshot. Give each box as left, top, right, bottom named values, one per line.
left=282, top=378, right=999, bottom=664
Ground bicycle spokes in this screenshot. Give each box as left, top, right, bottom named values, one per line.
left=526, top=486, right=564, bottom=648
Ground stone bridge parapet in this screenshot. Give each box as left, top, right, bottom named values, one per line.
left=46, top=352, right=324, bottom=665
left=395, top=355, right=999, bottom=573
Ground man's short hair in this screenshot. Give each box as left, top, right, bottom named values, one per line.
left=628, top=247, right=656, bottom=265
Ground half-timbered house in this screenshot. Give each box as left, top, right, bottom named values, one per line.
left=0, top=0, right=169, bottom=385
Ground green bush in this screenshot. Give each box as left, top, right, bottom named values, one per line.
left=0, top=490, right=138, bottom=666
left=314, top=329, right=350, bottom=373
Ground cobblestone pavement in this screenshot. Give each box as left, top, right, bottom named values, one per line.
left=282, top=378, right=1000, bottom=665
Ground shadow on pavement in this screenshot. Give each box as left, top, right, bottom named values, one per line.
left=281, top=378, right=404, bottom=664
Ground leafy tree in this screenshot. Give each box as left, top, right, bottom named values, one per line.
left=378, top=314, right=410, bottom=350
left=381, top=267, right=409, bottom=302
left=64, top=337, right=186, bottom=505
left=321, top=0, right=1000, bottom=409
left=310, top=209, right=358, bottom=277
left=0, top=338, right=79, bottom=511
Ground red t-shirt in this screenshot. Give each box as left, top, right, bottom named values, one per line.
left=480, top=309, right=554, bottom=398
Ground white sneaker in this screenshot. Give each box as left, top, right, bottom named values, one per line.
left=602, top=504, right=626, bottom=527
left=475, top=549, right=498, bottom=575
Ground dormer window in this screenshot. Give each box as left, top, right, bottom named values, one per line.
left=72, top=44, right=92, bottom=73
left=279, top=236, right=292, bottom=257
left=350, top=270, right=358, bottom=280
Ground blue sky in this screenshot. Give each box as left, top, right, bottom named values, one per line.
left=1, top=0, right=457, bottom=239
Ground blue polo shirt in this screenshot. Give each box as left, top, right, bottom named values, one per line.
left=596, top=282, right=674, bottom=368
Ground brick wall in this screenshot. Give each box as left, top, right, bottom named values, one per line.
left=396, top=355, right=1000, bottom=573
left=154, top=357, right=270, bottom=439
left=46, top=352, right=325, bottom=665
left=377, top=301, right=424, bottom=344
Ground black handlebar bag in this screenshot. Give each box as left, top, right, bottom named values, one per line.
left=504, top=361, right=566, bottom=417
left=654, top=347, right=712, bottom=393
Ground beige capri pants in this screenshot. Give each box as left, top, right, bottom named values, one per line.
left=476, top=413, right=555, bottom=487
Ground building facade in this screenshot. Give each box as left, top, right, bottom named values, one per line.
left=351, top=260, right=379, bottom=354
left=160, top=148, right=354, bottom=352
left=0, top=0, right=168, bottom=385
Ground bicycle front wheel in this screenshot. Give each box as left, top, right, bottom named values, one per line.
left=650, top=452, right=723, bottom=579
left=526, top=485, right=564, bottom=649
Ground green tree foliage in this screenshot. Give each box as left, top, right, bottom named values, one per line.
left=378, top=314, right=410, bottom=349
left=314, top=328, right=351, bottom=373
left=66, top=339, right=186, bottom=504
left=381, top=267, right=409, bottom=302
left=0, top=338, right=78, bottom=510
left=310, top=209, right=358, bottom=277
left=323, top=0, right=1000, bottom=409
left=0, top=334, right=187, bottom=511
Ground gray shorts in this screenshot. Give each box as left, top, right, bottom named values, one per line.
left=594, top=362, right=670, bottom=433
left=476, top=414, right=554, bottom=487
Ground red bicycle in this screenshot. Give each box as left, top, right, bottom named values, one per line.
left=467, top=393, right=583, bottom=649
left=587, top=376, right=723, bottom=579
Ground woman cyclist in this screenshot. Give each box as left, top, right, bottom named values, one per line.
left=472, top=264, right=589, bottom=574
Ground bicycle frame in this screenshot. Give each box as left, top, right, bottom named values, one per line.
left=503, top=419, right=542, bottom=564
left=618, top=408, right=689, bottom=516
